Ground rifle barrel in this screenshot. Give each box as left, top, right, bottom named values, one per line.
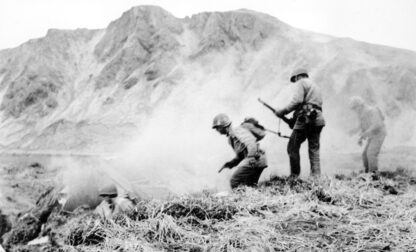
left=258, top=97, right=295, bottom=129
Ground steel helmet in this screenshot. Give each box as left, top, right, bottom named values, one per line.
left=99, top=184, right=118, bottom=197
left=349, top=96, right=365, bottom=109
left=212, top=113, right=231, bottom=128
left=290, top=68, right=308, bottom=82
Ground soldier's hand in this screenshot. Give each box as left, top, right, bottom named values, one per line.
left=357, top=136, right=364, bottom=146
left=274, top=110, right=283, bottom=118
left=218, top=165, right=229, bottom=173
left=218, top=162, right=233, bottom=173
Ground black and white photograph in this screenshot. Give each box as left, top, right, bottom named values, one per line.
left=0, top=0, right=415, bottom=251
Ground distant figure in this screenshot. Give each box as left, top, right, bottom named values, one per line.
left=349, top=96, right=386, bottom=173
left=95, top=184, right=135, bottom=219
left=274, top=68, right=325, bottom=177
left=212, top=113, right=267, bottom=189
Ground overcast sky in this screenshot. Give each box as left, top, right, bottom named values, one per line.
left=0, top=0, right=415, bottom=52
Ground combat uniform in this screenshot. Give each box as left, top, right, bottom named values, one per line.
left=226, top=126, right=268, bottom=189
left=358, top=106, right=386, bottom=172
left=276, top=78, right=325, bottom=176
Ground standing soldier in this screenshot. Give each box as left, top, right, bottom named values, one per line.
left=274, top=68, right=325, bottom=177
left=349, top=96, right=386, bottom=173
left=212, top=113, right=268, bottom=189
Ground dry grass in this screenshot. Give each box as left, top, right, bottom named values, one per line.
left=40, top=169, right=416, bottom=251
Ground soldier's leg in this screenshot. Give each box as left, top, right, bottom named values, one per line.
left=230, top=161, right=254, bottom=189
left=246, top=167, right=266, bottom=187
left=247, top=154, right=268, bottom=186
left=362, top=140, right=370, bottom=172
left=367, top=134, right=386, bottom=172
left=287, top=129, right=307, bottom=177
left=307, top=126, right=323, bottom=176
left=230, top=158, right=267, bottom=189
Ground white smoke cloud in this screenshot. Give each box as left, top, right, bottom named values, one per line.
left=93, top=52, right=297, bottom=197
left=54, top=45, right=416, bottom=201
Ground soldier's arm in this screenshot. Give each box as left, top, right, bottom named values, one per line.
left=276, top=82, right=305, bottom=115
left=234, top=128, right=258, bottom=157
left=225, top=152, right=245, bottom=168
left=361, top=109, right=384, bottom=137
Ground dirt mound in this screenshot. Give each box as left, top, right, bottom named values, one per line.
left=2, top=187, right=59, bottom=250
left=0, top=210, right=12, bottom=243
left=0, top=160, right=57, bottom=219
left=259, top=176, right=313, bottom=194
left=65, top=214, right=105, bottom=246
left=160, top=200, right=238, bottom=221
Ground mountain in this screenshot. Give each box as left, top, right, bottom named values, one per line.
left=0, top=5, right=415, bottom=153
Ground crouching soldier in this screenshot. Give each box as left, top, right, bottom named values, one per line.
left=95, top=184, right=135, bottom=219
left=212, top=113, right=268, bottom=189
left=349, top=96, right=386, bottom=173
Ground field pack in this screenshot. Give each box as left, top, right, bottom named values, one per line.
left=240, top=117, right=266, bottom=141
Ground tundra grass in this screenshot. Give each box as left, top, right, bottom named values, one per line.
left=44, top=170, right=416, bottom=251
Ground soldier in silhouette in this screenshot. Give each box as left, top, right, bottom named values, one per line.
left=349, top=96, right=386, bottom=173
left=274, top=68, right=325, bottom=177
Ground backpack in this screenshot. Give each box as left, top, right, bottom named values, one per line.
left=240, top=117, right=266, bottom=141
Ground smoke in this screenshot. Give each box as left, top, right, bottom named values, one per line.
left=52, top=156, right=110, bottom=209
left=54, top=47, right=416, bottom=201
left=111, top=66, right=251, bottom=195
left=60, top=52, right=297, bottom=198
left=52, top=66, right=348, bottom=199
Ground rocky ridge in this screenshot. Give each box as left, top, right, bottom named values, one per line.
left=0, top=5, right=415, bottom=151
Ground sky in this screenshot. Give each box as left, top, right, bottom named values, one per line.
left=0, top=0, right=416, bottom=51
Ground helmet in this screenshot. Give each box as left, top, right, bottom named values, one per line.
left=212, top=113, right=231, bottom=128
left=59, top=186, right=70, bottom=197
left=290, top=68, right=308, bottom=82
left=98, top=184, right=118, bottom=197
left=349, top=96, right=365, bottom=109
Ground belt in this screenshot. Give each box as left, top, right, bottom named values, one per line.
left=311, top=104, right=322, bottom=111
left=247, top=149, right=265, bottom=158
left=303, top=103, right=322, bottom=111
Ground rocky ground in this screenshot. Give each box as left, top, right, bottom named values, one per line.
left=0, top=154, right=57, bottom=219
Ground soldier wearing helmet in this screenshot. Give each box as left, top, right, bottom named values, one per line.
left=95, top=183, right=135, bottom=219
left=274, top=68, right=325, bottom=177
left=212, top=113, right=267, bottom=189
left=349, top=96, right=386, bottom=172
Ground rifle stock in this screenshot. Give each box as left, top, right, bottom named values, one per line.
left=257, top=98, right=295, bottom=129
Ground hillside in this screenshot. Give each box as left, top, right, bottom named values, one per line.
left=0, top=6, right=415, bottom=152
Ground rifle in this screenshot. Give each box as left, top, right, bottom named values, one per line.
left=258, top=98, right=295, bottom=129
left=264, top=128, right=290, bottom=139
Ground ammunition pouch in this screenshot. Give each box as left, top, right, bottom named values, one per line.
left=248, top=148, right=265, bottom=160
left=295, top=104, right=321, bottom=124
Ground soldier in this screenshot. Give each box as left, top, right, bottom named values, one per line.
left=274, top=68, right=325, bottom=177
left=349, top=96, right=386, bottom=173
left=95, top=184, right=135, bottom=219
left=212, top=113, right=267, bottom=189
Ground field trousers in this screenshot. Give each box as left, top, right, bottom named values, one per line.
left=363, top=132, right=386, bottom=172
left=230, top=154, right=267, bottom=189
left=287, top=126, right=323, bottom=176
